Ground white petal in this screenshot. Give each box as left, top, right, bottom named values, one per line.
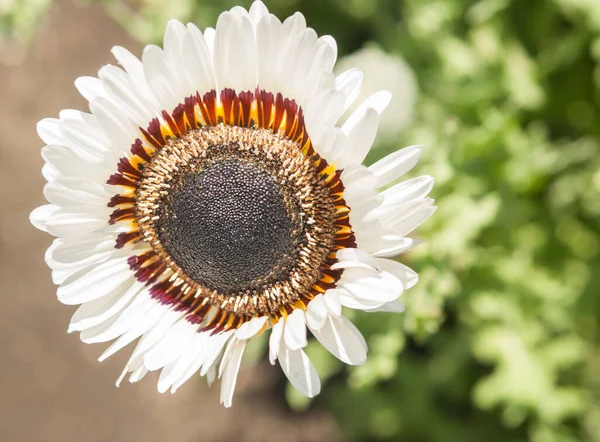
left=58, top=114, right=113, bottom=160
left=89, top=97, right=139, bottom=152
left=305, top=87, right=346, bottom=133
left=129, top=310, right=184, bottom=361
left=46, top=237, right=113, bottom=280
left=341, top=164, right=379, bottom=190
left=41, top=144, right=112, bottom=182
left=117, top=350, right=145, bottom=386
left=43, top=178, right=111, bottom=208
left=30, top=204, right=58, bottom=232
left=199, top=330, right=233, bottom=376
left=268, top=319, right=284, bottom=365
left=282, top=12, right=306, bottom=39
left=117, top=357, right=145, bottom=386
left=206, top=364, right=218, bottom=387
left=364, top=299, right=405, bottom=313
left=374, top=258, right=418, bottom=289
left=37, top=118, right=63, bottom=145
left=235, top=316, right=268, bottom=340
left=46, top=233, right=115, bottom=269
left=116, top=366, right=132, bottom=387
left=98, top=305, right=173, bottom=361
left=346, top=190, right=382, bottom=223
left=213, top=11, right=257, bottom=92
left=278, top=344, right=321, bottom=398
left=185, top=23, right=217, bottom=94
left=384, top=200, right=437, bottom=238
left=171, top=333, right=217, bottom=392
left=338, top=289, right=386, bottom=310
left=112, top=46, right=159, bottom=107
left=335, top=69, right=363, bottom=113
left=163, top=20, right=195, bottom=97
left=317, top=35, right=337, bottom=70
left=340, top=166, right=381, bottom=216
left=343, top=91, right=391, bottom=133
left=52, top=268, right=80, bottom=285
left=45, top=206, right=111, bottom=238
left=160, top=332, right=208, bottom=393
left=339, top=91, right=390, bottom=166
left=283, top=28, right=318, bottom=103
left=142, top=44, right=179, bottom=112
left=332, top=248, right=380, bottom=271
left=74, top=76, right=106, bottom=102
left=42, top=163, right=60, bottom=182
left=57, top=256, right=131, bottom=305
left=203, top=27, right=216, bottom=54
left=305, top=294, right=327, bottom=330
left=255, top=14, right=283, bottom=93
left=68, top=281, right=141, bottom=332
left=324, top=290, right=342, bottom=317
left=309, top=315, right=367, bottom=365
left=128, top=366, right=149, bottom=383
left=218, top=334, right=237, bottom=378
left=380, top=175, right=435, bottom=208
left=371, top=237, right=423, bottom=258
left=111, top=46, right=147, bottom=88
left=249, top=1, right=269, bottom=27
left=144, top=320, right=198, bottom=371
left=219, top=339, right=246, bottom=408
left=369, top=145, right=424, bottom=188
left=301, top=40, right=337, bottom=106
left=229, top=5, right=250, bottom=18
left=339, top=107, right=379, bottom=167
left=339, top=267, right=402, bottom=303
left=98, top=64, right=155, bottom=126
left=313, top=126, right=345, bottom=162
left=283, top=309, right=308, bottom=351
left=81, top=293, right=158, bottom=344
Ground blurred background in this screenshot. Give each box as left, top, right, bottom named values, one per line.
left=1, top=0, right=600, bottom=441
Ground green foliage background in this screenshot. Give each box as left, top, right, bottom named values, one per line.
left=5, top=0, right=600, bottom=440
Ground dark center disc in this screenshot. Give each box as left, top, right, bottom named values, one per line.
left=155, top=157, right=301, bottom=293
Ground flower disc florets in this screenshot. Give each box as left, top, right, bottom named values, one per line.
left=134, top=125, right=337, bottom=316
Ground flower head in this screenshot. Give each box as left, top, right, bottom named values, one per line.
left=30, top=1, right=435, bottom=407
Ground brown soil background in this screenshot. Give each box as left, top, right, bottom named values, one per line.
left=0, top=1, right=341, bottom=441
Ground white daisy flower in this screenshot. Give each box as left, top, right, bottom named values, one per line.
left=30, top=1, right=435, bottom=407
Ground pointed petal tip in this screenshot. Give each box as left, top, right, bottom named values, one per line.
left=115, top=368, right=128, bottom=387
left=249, top=0, right=269, bottom=14
left=29, top=205, right=56, bottom=232
left=157, top=382, right=169, bottom=394
left=110, top=45, right=126, bottom=55
left=166, top=18, right=185, bottom=27
left=374, top=90, right=393, bottom=113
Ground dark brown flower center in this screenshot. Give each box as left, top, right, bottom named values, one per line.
left=155, top=154, right=303, bottom=293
